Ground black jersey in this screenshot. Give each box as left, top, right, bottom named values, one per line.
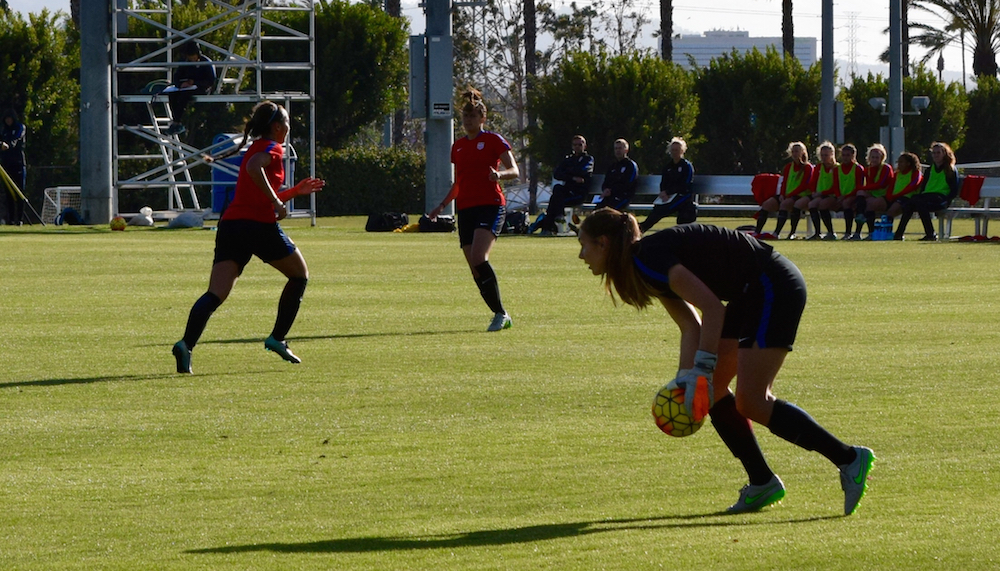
left=632, top=223, right=774, bottom=301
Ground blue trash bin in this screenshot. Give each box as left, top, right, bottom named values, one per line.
left=210, top=133, right=245, bottom=213
left=210, top=134, right=297, bottom=213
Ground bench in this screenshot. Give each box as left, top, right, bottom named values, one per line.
left=934, top=175, right=1000, bottom=240
left=548, top=174, right=760, bottom=216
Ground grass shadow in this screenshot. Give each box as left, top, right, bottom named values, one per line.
left=185, top=513, right=843, bottom=555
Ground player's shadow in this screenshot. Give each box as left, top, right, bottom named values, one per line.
left=0, top=369, right=262, bottom=390
left=0, top=373, right=178, bottom=389
left=185, top=513, right=841, bottom=555
left=201, top=329, right=481, bottom=345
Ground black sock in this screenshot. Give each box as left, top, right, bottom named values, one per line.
left=473, top=261, right=505, bottom=314
left=809, top=208, right=821, bottom=234
left=183, top=291, right=222, bottom=349
left=820, top=209, right=835, bottom=233
left=711, top=395, right=775, bottom=485
left=271, top=277, right=308, bottom=341
left=755, top=210, right=769, bottom=233
left=773, top=210, right=788, bottom=234
left=843, top=208, right=854, bottom=233
left=919, top=211, right=935, bottom=236
left=767, top=400, right=854, bottom=466
left=788, top=209, right=802, bottom=234
left=865, top=211, right=876, bottom=232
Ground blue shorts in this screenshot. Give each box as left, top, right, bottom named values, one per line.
left=214, top=219, right=297, bottom=273
left=457, top=205, right=506, bottom=247
left=721, top=253, right=806, bottom=351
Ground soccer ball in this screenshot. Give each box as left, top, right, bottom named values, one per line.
left=110, top=216, right=127, bottom=231
left=651, top=385, right=704, bottom=437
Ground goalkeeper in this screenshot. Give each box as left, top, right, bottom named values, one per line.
left=577, top=209, right=874, bottom=515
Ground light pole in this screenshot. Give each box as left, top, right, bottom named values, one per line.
left=868, top=96, right=931, bottom=158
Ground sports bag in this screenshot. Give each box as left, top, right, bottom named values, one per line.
left=418, top=214, right=456, bottom=232
left=366, top=212, right=408, bottom=232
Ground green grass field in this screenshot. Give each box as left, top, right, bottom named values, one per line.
left=2, top=217, right=999, bottom=570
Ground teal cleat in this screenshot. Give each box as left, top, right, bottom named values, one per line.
left=840, top=446, right=875, bottom=515
left=265, top=336, right=302, bottom=364
left=172, top=340, right=192, bottom=374
left=726, top=475, right=786, bottom=514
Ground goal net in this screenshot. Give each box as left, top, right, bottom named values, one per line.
left=41, top=186, right=82, bottom=224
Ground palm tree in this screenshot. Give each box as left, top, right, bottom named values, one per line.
left=910, top=0, right=1000, bottom=77
left=782, top=0, right=794, bottom=56
left=660, top=0, right=673, bottom=61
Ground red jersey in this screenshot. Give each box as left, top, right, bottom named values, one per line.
left=450, top=130, right=510, bottom=210
left=221, top=138, right=284, bottom=223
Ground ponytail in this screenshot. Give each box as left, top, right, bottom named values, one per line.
left=578, top=208, right=658, bottom=308
left=461, top=87, right=487, bottom=117
left=214, top=100, right=284, bottom=160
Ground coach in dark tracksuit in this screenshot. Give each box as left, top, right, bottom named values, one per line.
left=1, top=108, right=27, bottom=225
left=595, top=138, right=638, bottom=211
left=532, top=134, right=594, bottom=234
left=639, top=137, right=696, bottom=233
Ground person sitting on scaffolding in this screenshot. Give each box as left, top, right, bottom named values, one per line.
left=165, top=42, right=216, bottom=136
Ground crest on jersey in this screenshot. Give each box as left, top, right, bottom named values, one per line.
left=477, top=142, right=485, bottom=150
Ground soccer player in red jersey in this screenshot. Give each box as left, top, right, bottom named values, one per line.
left=428, top=88, right=520, bottom=332
left=172, top=101, right=325, bottom=373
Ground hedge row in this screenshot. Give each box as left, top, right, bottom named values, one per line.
left=313, top=145, right=425, bottom=216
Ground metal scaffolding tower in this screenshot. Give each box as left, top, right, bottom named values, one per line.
left=111, top=0, right=317, bottom=224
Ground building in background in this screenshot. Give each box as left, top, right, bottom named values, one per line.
left=671, top=30, right=817, bottom=69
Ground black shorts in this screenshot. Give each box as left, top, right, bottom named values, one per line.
left=458, top=205, right=506, bottom=247
left=721, top=253, right=806, bottom=351
left=214, top=219, right=297, bottom=272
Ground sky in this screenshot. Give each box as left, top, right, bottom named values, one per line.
left=7, top=0, right=971, bottom=82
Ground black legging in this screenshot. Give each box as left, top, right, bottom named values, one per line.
left=895, top=193, right=950, bottom=238
left=543, top=184, right=587, bottom=231
left=640, top=193, right=696, bottom=230
left=2, top=162, right=25, bottom=224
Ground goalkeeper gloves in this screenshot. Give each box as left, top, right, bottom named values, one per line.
left=666, top=350, right=717, bottom=422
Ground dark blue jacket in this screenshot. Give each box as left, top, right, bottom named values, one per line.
left=603, top=157, right=638, bottom=200
left=660, top=158, right=694, bottom=195
left=553, top=152, right=594, bottom=194
left=1, top=110, right=26, bottom=168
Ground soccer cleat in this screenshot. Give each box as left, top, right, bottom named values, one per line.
left=172, top=340, right=192, bottom=374
left=919, top=233, right=938, bottom=241
left=839, top=446, right=875, bottom=515
left=726, top=475, right=786, bottom=514
left=264, top=335, right=302, bottom=364
left=823, top=233, right=838, bottom=241
left=850, top=232, right=863, bottom=241
left=487, top=312, right=512, bottom=332
left=527, top=214, right=545, bottom=234
left=165, top=122, right=186, bottom=135
left=807, top=233, right=823, bottom=240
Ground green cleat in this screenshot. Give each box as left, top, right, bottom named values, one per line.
left=172, top=340, right=192, bottom=374
left=840, top=446, right=875, bottom=515
left=265, top=336, right=302, bottom=364
left=487, top=312, right=512, bottom=332
left=726, top=475, right=786, bottom=514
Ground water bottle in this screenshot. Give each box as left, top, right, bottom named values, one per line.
left=876, top=215, right=891, bottom=241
